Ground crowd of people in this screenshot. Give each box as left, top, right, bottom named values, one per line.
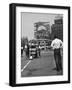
left=21, top=42, right=41, bottom=59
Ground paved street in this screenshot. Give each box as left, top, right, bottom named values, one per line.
left=21, top=50, right=63, bottom=77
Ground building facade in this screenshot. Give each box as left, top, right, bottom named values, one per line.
left=34, top=22, right=51, bottom=50
left=51, top=16, right=63, bottom=41
left=34, top=22, right=51, bottom=39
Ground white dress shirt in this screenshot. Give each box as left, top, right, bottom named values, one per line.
left=51, top=38, right=63, bottom=49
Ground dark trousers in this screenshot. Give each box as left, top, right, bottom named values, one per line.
left=21, top=49, right=23, bottom=56
left=54, top=48, right=62, bottom=71
left=26, top=48, right=29, bottom=58
left=39, top=49, right=41, bottom=56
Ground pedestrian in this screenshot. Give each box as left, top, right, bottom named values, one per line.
left=21, top=46, right=24, bottom=57
left=25, top=43, right=29, bottom=59
left=51, top=35, right=63, bottom=72
left=27, top=43, right=29, bottom=58
left=38, top=42, right=41, bottom=56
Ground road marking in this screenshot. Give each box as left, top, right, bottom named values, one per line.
left=21, top=60, right=31, bottom=72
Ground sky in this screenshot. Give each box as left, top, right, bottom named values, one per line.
left=21, top=12, right=61, bottom=40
